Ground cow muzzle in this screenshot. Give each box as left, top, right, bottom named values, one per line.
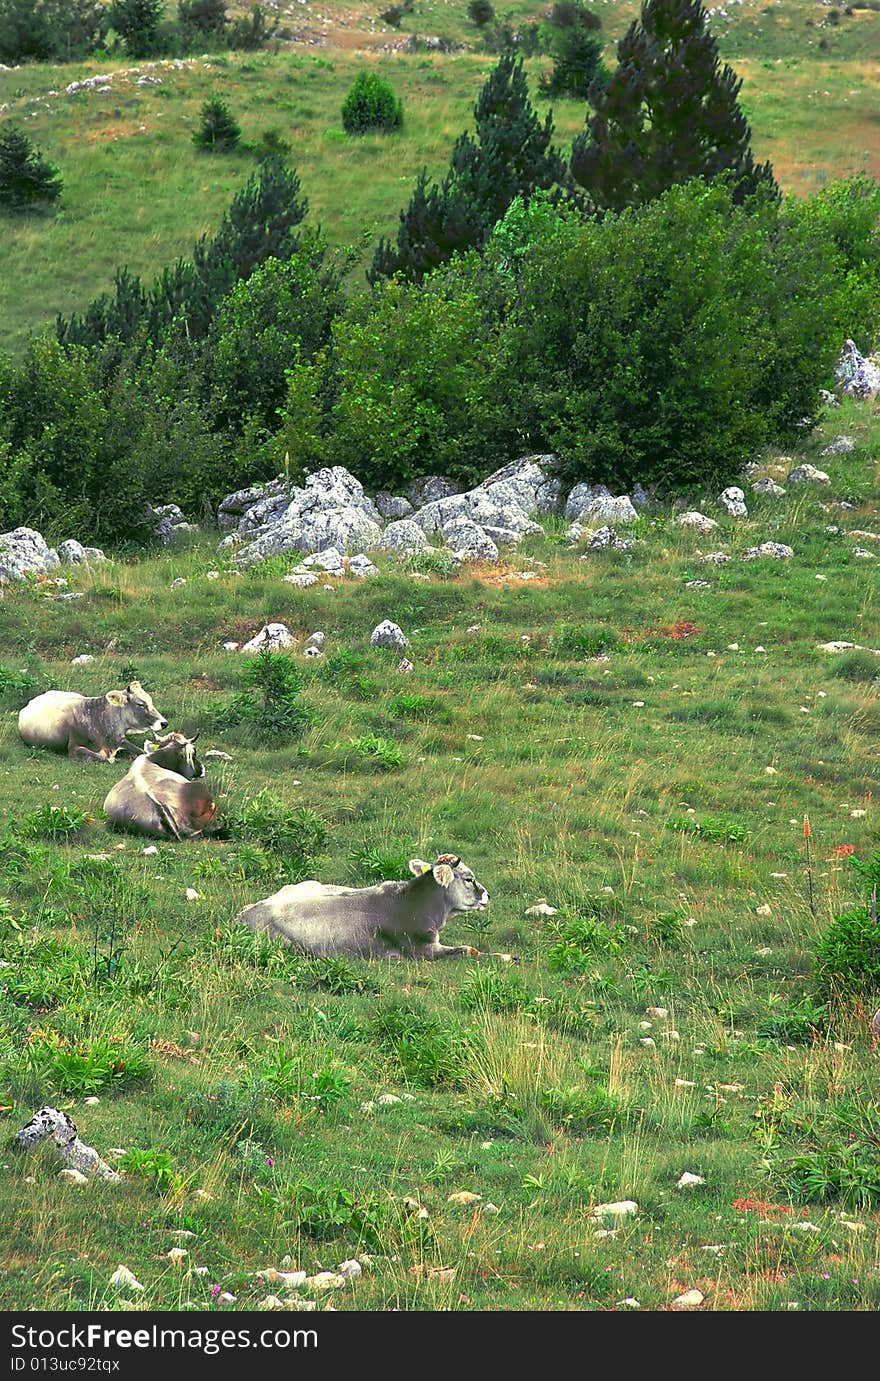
left=154, top=717, right=168, bottom=730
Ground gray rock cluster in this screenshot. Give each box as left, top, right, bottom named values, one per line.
left=835, top=340, right=880, bottom=400
left=148, top=503, right=200, bottom=545
left=216, top=457, right=565, bottom=570
left=0, top=527, right=108, bottom=582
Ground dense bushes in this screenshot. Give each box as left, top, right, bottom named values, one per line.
left=341, top=71, right=403, bottom=135
left=0, top=0, right=269, bottom=62
left=0, top=167, right=875, bottom=544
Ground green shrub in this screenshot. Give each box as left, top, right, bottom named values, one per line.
left=213, top=651, right=316, bottom=743
left=108, top=0, right=163, bottom=56
left=345, top=733, right=405, bottom=771
left=371, top=1000, right=465, bottom=1087
left=224, top=789, right=328, bottom=874
left=23, top=1032, right=149, bottom=1095
left=347, top=845, right=412, bottom=884
left=467, top=0, right=494, bottom=24
left=548, top=624, right=619, bottom=659
left=341, top=71, right=403, bottom=135
left=193, top=96, right=242, bottom=152
left=117, top=1147, right=177, bottom=1193
left=0, top=662, right=51, bottom=710
left=0, top=126, right=62, bottom=212
left=0, top=0, right=107, bottom=63
left=13, top=804, right=87, bottom=842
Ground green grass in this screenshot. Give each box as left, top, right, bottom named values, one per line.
left=0, top=398, right=878, bottom=1310
left=1, top=0, right=879, bottom=353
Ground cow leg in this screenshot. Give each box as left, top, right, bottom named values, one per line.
left=154, top=799, right=183, bottom=841
left=418, top=942, right=480, bottom=960
left=69, top=739, right=112, bottom=762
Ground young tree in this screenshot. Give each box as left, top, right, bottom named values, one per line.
left=0, top=126, right=62, bottom=211
left=370, top=52, right=566, bottom=283
left=570, top=0, right=778, bottom=211
left=192, top=95, right=241, bottom=152
left=540, top=4, right=605, bottom=100
left=108, top=0, right=163, bottom=57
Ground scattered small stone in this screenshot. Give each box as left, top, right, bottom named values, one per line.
left=818, top=436, right=854, bottom=457
left=397, top=658, right=414, bottom=673
left=337, top=1260, right=362, bottom=1280
left=589, top=1200, right=638, bottom=1223
left=719, top=486, right=747, bottom=517
left=751, top=478, right=786, bottom=497
left=185, top=888, right=201, bottom=902
left=170, top=577, right=186, bottom=589
left=788, top=463, right=831, bottom=482
left=71, top=654, right=95, bottom=665
left=676, top=511, right=719, bottom=534
left=304, top=1273, right=346, bottom=1292
left=525, top=900, right=558, bottom=916
left=448, top=1190, right=482, bottom=1205
left=59, top=1169, right=89, bottom=1186
left=109, top=1266, right=145, bottom=1291
left=741, top=542, right=793, bottom=561
left=646, top=1008, right=668, bottom=1019
left=166, top=1247, right=188, bottom=1265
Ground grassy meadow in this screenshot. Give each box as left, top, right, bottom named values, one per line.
left=0, top=397, right=878, bottom=1311
left=1, top=0, right=879, bottom=352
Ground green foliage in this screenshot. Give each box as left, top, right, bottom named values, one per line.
left=756, top=994, right=828, bottom=1043
left=783, top=178, right=880, bottom=352
left=831, top=649, right=880, bottom=683
left=776, top=1134, right=880, bottom=1210
left=371, top=1000, right=465, bottom=1087
left=545, top=911, right=630, bottom=972
left=0, top=662, right=50, bottom=711
left=325, top=267, right=499, bottom=489
left=302, top=955, right=381, bottom=994
left=813, top=848, right=880, bottom=998
left=493, top=179, right=846, bottom=492
left=288, top=1180, right=386, bottom=1246
left=213, top=651, right=315, bottom=743
left=539, top=4, right=605, bottom=100
left=108, top=0, right=163, bottom=57
left=467, top=0, right=495, bottom=25
left=224, top=789, right=328, bottom=874
left=12, top=804, right=87, bottom=842
left=0, top=126, right=63, bottom=212
left=0, top=0, right=107, bottom=63
left=117, top=1146, right=177, bottom=1193
left=346, top=732, right=405, bottom=770
left=539, top=1083, right=620, bottom=1135
left=457, top=966, right=530, bottom=1013
left=178, top=0, right=227, bottom=38
left=370, top=52, right=565, bottom=283
left=23, top=1032, right=149, bottom=1095
left=571, top=0, right=779, bottom=211
left=347, top=845, right=412, bottom=884
left=193, top=96, right=242, bottom=153
left=341, top=70, right=403, bottom=135
left=548, top=623, right=619, bottom=658
left=666, top=812, right=750, bottom=843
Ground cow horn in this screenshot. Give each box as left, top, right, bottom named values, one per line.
left=190, top=731, right=200, bottom=743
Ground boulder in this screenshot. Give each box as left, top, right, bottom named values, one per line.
left=217, top=478, right=290, bottom=531
left=379, top=520, right=430, bottom=553
left=834, top=340, right=880, bottom=399
left=751, top=478, right=786, bottom=497
left=676, top=512, right=719, bottom=535
left=563, top=482, right=612, bottom=520
left=374, top=492, right=414, bottom=519
left=412, top=494, right=470, bottom=534
left=371, top=620, right=409, bottom=650
left=348, top=554, right=378, bottom=578
left=58, top=539, right=108, bottom=565
left=741, top=542, right=793, bottom=561
left=581, top=525, right=633, bottom=553
left=474, top=455, right=563, bottom=515
left=240, top=623, right=297, bottom=655
left=718, top=486, right=747, bottom=518
left=819, top=437, right=854, bottom=457
left=0, top=527, right=61, bottom=582
left=787, top=464, right=830, bottom=484
left=443, top=519, right=499, bottom=563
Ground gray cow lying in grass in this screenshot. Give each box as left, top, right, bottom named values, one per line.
left=235, top=853, right=489, bottom=959
left=18, top=682, right=168, bottom=762
left=103, top=732, right=217, bottom=840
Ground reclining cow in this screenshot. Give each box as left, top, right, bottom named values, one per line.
left=18, top=682, right=168, bottom=763
left=235, top=854, right=489, bottom=959
left=103, top=732, right=218, bottom=840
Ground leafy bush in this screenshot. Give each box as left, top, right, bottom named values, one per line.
left=108, top=0, right=163, bottom=56
left=288, top=1180, right=386, bottom=1246
left=346, top=733, right=405, bottom=771
left=539, top=4, right=605, bottom=100
left=341, top=71, right=403, bottom=135
left=0, top=0, right=107, bottom=62
left=23, top=1032, right=149, bottom=1095
left=118, top=1147, right=177, bottom=1193
left=457, top=966, right=529, bottom=1013
left=193, top=96, right=242, bottom=152
left=545, top=911, right=629, bottom=972
left=224, top=789, right=328, bottom=874
left=302, top=956, right=381, bottom=995
left=467, top=0, right=494, bottom=24
left=13, top=804, right=87, bottom=842
left=347, top=845, right=412, bottom=884
left=666, top=813, right=751, bottom=844
left=0, top=662, right=50, bottom=710
left=371, top=1000, right=465, bottom=1087
left=548, top=623, right=619, bottom=659
left=813, top=896, right=880, bottom=1000
left=213, top=651, right=315, bottom=743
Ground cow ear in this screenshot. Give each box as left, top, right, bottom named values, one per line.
left=106, top=690, right=127, bottom=706
left=432, top=863, right=454, bottom=888
left=127, top=681, right=143, bottom=692
left=409, top=858, right=431, bottom=877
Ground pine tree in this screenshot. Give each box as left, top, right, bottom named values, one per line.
left=0, top=125, right=62, bottom=211
left=570, top=0, right=778, bottom=211
left=370, top=52, right=566, bottom=283
left=108, top=0, right=163, bottom=58
left=540, top=4, right=605, bottom=100
left=193, top=96, right=241, bottom=152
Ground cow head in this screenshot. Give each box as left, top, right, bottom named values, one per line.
left=142, top=731, right=204, bottom=780
left=106, top=682, right=167, bottom=735
left=409, top=854, right=489, bottom=913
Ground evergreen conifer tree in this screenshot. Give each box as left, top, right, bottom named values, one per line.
left=570, top=0, right=778, bottom=211
left=0, top=125, right=62, bottom=210
left=108, top=0, right=163, bottom=58
left=192, top=95, right=241, bottom=152
left=370, top=52, right=566, bottom=283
